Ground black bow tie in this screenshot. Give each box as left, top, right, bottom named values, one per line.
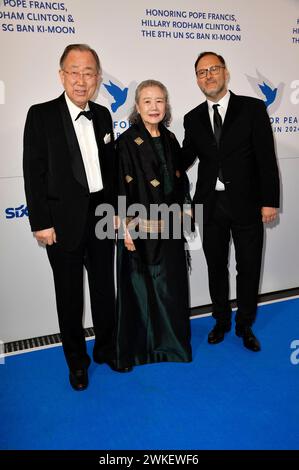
left=75, top=110, right=93, bottom=121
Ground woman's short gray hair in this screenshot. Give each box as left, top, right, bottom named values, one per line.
left=129, top=79, right=172, bottom=127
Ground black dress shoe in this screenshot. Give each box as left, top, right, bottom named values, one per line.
left=69, top=369, right=88, bottom=391
left=208, top=323, right=231, bottom=344
left=235, top=326, right=261, bottom=352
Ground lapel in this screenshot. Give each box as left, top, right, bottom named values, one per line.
left=89, top=101, right=105, bottom=178
left=158, top=124, right=175, bottom=181
left=198, top=101, right=215, bottom=142
left=58, top=94, right=89, bottom=190
left=197, top=92, right=243, bottom=149
left=222, top=91, right=242, bottom=135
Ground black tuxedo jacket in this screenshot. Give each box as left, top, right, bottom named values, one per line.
left=23, top=93, right=115, bottom=250
left=183, top=91, right=280, bottom=223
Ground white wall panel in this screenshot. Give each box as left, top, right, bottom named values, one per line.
left=0, top=0, right=298, bottom=341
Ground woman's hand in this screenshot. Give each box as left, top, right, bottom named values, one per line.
left=124, top=229, right=136, bottom=251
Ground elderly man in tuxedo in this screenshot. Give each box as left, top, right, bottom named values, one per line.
left=183, top=52, right=280, bottom=352
left=23, top=44, right=131, bottom=391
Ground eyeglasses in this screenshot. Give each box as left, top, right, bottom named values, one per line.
left=63, top=70, right=99, bottom=81
left=195, top=65, right=225, bottom=79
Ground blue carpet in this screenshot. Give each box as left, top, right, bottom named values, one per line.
left=0, top=298, right=299, bottom=450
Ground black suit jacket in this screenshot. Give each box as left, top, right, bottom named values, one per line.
left=23, top=93, right=115, bottom=250
left=183, top=91, right=280, bottom=223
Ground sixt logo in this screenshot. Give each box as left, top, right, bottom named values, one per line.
left=5, top=204, right=28, bottom=219
left=246, top=71, right=284, bottom=113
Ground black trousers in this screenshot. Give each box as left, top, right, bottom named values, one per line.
left=203, top=192, right=263, bottom=328
left=46, top=191, right=115, bottom=371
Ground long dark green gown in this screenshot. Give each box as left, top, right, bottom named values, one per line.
left=116, top=120, right=192, bottom=368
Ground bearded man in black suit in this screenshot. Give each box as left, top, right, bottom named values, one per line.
left=23, top=44, right=131, bottom=391
left=183, top=52, right=280, bottom=352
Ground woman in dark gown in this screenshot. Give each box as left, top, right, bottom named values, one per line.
left=116, top=79, right=192, bottom=369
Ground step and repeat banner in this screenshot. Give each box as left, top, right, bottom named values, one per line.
left=1, top=0, right=298, bottom=342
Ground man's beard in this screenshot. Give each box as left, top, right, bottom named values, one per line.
left=200, top=80, right=226, bottom=99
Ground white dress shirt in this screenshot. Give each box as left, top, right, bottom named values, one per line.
left=64, top=92, right=103, bottom=193
left=207, top=90, right=230, bottom=191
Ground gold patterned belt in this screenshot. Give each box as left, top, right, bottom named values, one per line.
left=126, top=217, right=165, bottom=234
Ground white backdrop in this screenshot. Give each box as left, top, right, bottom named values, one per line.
left=1, top=0, right=298, bottom=342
